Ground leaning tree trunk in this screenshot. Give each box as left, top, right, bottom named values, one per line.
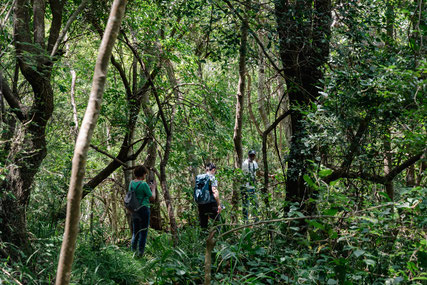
left=275, top=0, right=331, bottom=209
left=55, top=1, right=127, bottom=284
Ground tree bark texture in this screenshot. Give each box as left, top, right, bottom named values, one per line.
left=275, top=0, right=331, bottom=206
left=55, top=1, right=127, bottom=284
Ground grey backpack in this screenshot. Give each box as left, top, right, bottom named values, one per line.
left=124, top=182, right=142, bottom=211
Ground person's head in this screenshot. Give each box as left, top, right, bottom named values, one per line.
left=205, top=162, right=216, bottom=174
left=248, top=150, right=256, bottom=162
left=134, top=165, right=148, bottom=179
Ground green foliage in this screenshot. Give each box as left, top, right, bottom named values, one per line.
left=1, top=0, right=425, bottom=283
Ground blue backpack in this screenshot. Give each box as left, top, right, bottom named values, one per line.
left=194, top=174, right=212, bottom=204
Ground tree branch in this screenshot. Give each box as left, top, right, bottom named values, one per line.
left=340, top=115, right=371, bottom=170
left=323, top=115, right=372, bottom=183
left=50, top=0, right=89, bottom=56
left=323, top=151, right=425, bottom=184
left=90, top=144, right=128, bottom=167
left=110, top=55, right=132, bottom=98
left=386, top=151, right=424, bottom=181
left=0, top=70, right=26, bottom=121
left=127, top=137, right=150, bottom=160
left=262, top=109, right=293, bottom=192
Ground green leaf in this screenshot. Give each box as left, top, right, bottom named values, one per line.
left=324, top=208, right=338, bottom=216
left=364, top=259, right=376, bottom=266
left=329, top=179, right=341, bottom=187
left=176, top=270, right=186, bottom=276
left=319, top=168, right=333, bottom=177
left=353, top=249, right=365, bottom=258
left=308, top=220, right=325, bottom=230
left=303, top=174, right=317, bottom=189
left=379, top=192, right=392, bottom=202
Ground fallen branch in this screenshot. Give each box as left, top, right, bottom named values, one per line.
left=1, top=267, right=23, bottom=285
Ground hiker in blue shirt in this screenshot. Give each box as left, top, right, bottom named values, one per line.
left=129, top=165, right=155, bottom=257
left=196, top=163, right=222, bottom=228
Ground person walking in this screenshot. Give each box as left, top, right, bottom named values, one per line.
left=196, top=163, right=222, bottom=228
left=241, top=150, right=259, bottom=221
left=129, top=165, right=155, bottom=257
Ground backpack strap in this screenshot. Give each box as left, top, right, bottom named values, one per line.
left=131, top=181, right=145, bottom=205
left=131, top=181, right=143, bottom=193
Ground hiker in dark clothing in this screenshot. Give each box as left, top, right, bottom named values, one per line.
left=196, top=163, right=222, bottom=228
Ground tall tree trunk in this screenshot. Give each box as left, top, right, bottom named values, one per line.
left=55, top=1, right=127, bottom=284
left=275, top=0, right=331, bottom=209
left=231, top=5, right=249, bottom=213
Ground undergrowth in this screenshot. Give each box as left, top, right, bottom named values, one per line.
left=1, top=185, right=426, bottom=284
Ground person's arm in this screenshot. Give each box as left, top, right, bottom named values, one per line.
left=149, top=181, right=156, bottom=202
left=211, top=186, right=222, bottom=213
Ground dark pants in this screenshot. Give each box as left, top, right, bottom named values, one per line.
left=131, top=206, right=150, bottom=256
left=198, top=202, right=220, bottom=228
left=242, top=188, right=259, bottom=222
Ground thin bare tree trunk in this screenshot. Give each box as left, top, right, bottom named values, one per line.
left=55, top=1, right=127, bottom=284
left=406, top=165, right=416, bottom=187
left=257, top=31, right=269, bottom=130
left=416, top=160, right=426, bottom=186
left=233, top=15, right=248, bottom=170
left=141, top=79, right=162, bottom=230
left=278, top=76, right=291, bottom=148
left=384, top=138, right=394, bottom=201
left=231, top=5, right=249, bottom=213
left=65, top=39, right=79, bottom=137
left=70, top=69, right=78, bottom=134
left=247, top=74, right=263, bottom=137
left=158, top=57, right=181, bottom=244
left=384, top=1, right=394, bottom=201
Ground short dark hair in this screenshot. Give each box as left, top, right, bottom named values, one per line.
left=205, top=163, right=216, bottom=171
left=134, top=165, right=148, bottom=178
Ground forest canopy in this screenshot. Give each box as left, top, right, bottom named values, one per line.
left=0, top=0, right=426, bottom=284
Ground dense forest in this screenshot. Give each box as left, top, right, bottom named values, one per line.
left=0, top=0, right=426, bottom=284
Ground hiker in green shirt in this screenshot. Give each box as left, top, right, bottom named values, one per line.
left=129, top=165, right=155, bottom=256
